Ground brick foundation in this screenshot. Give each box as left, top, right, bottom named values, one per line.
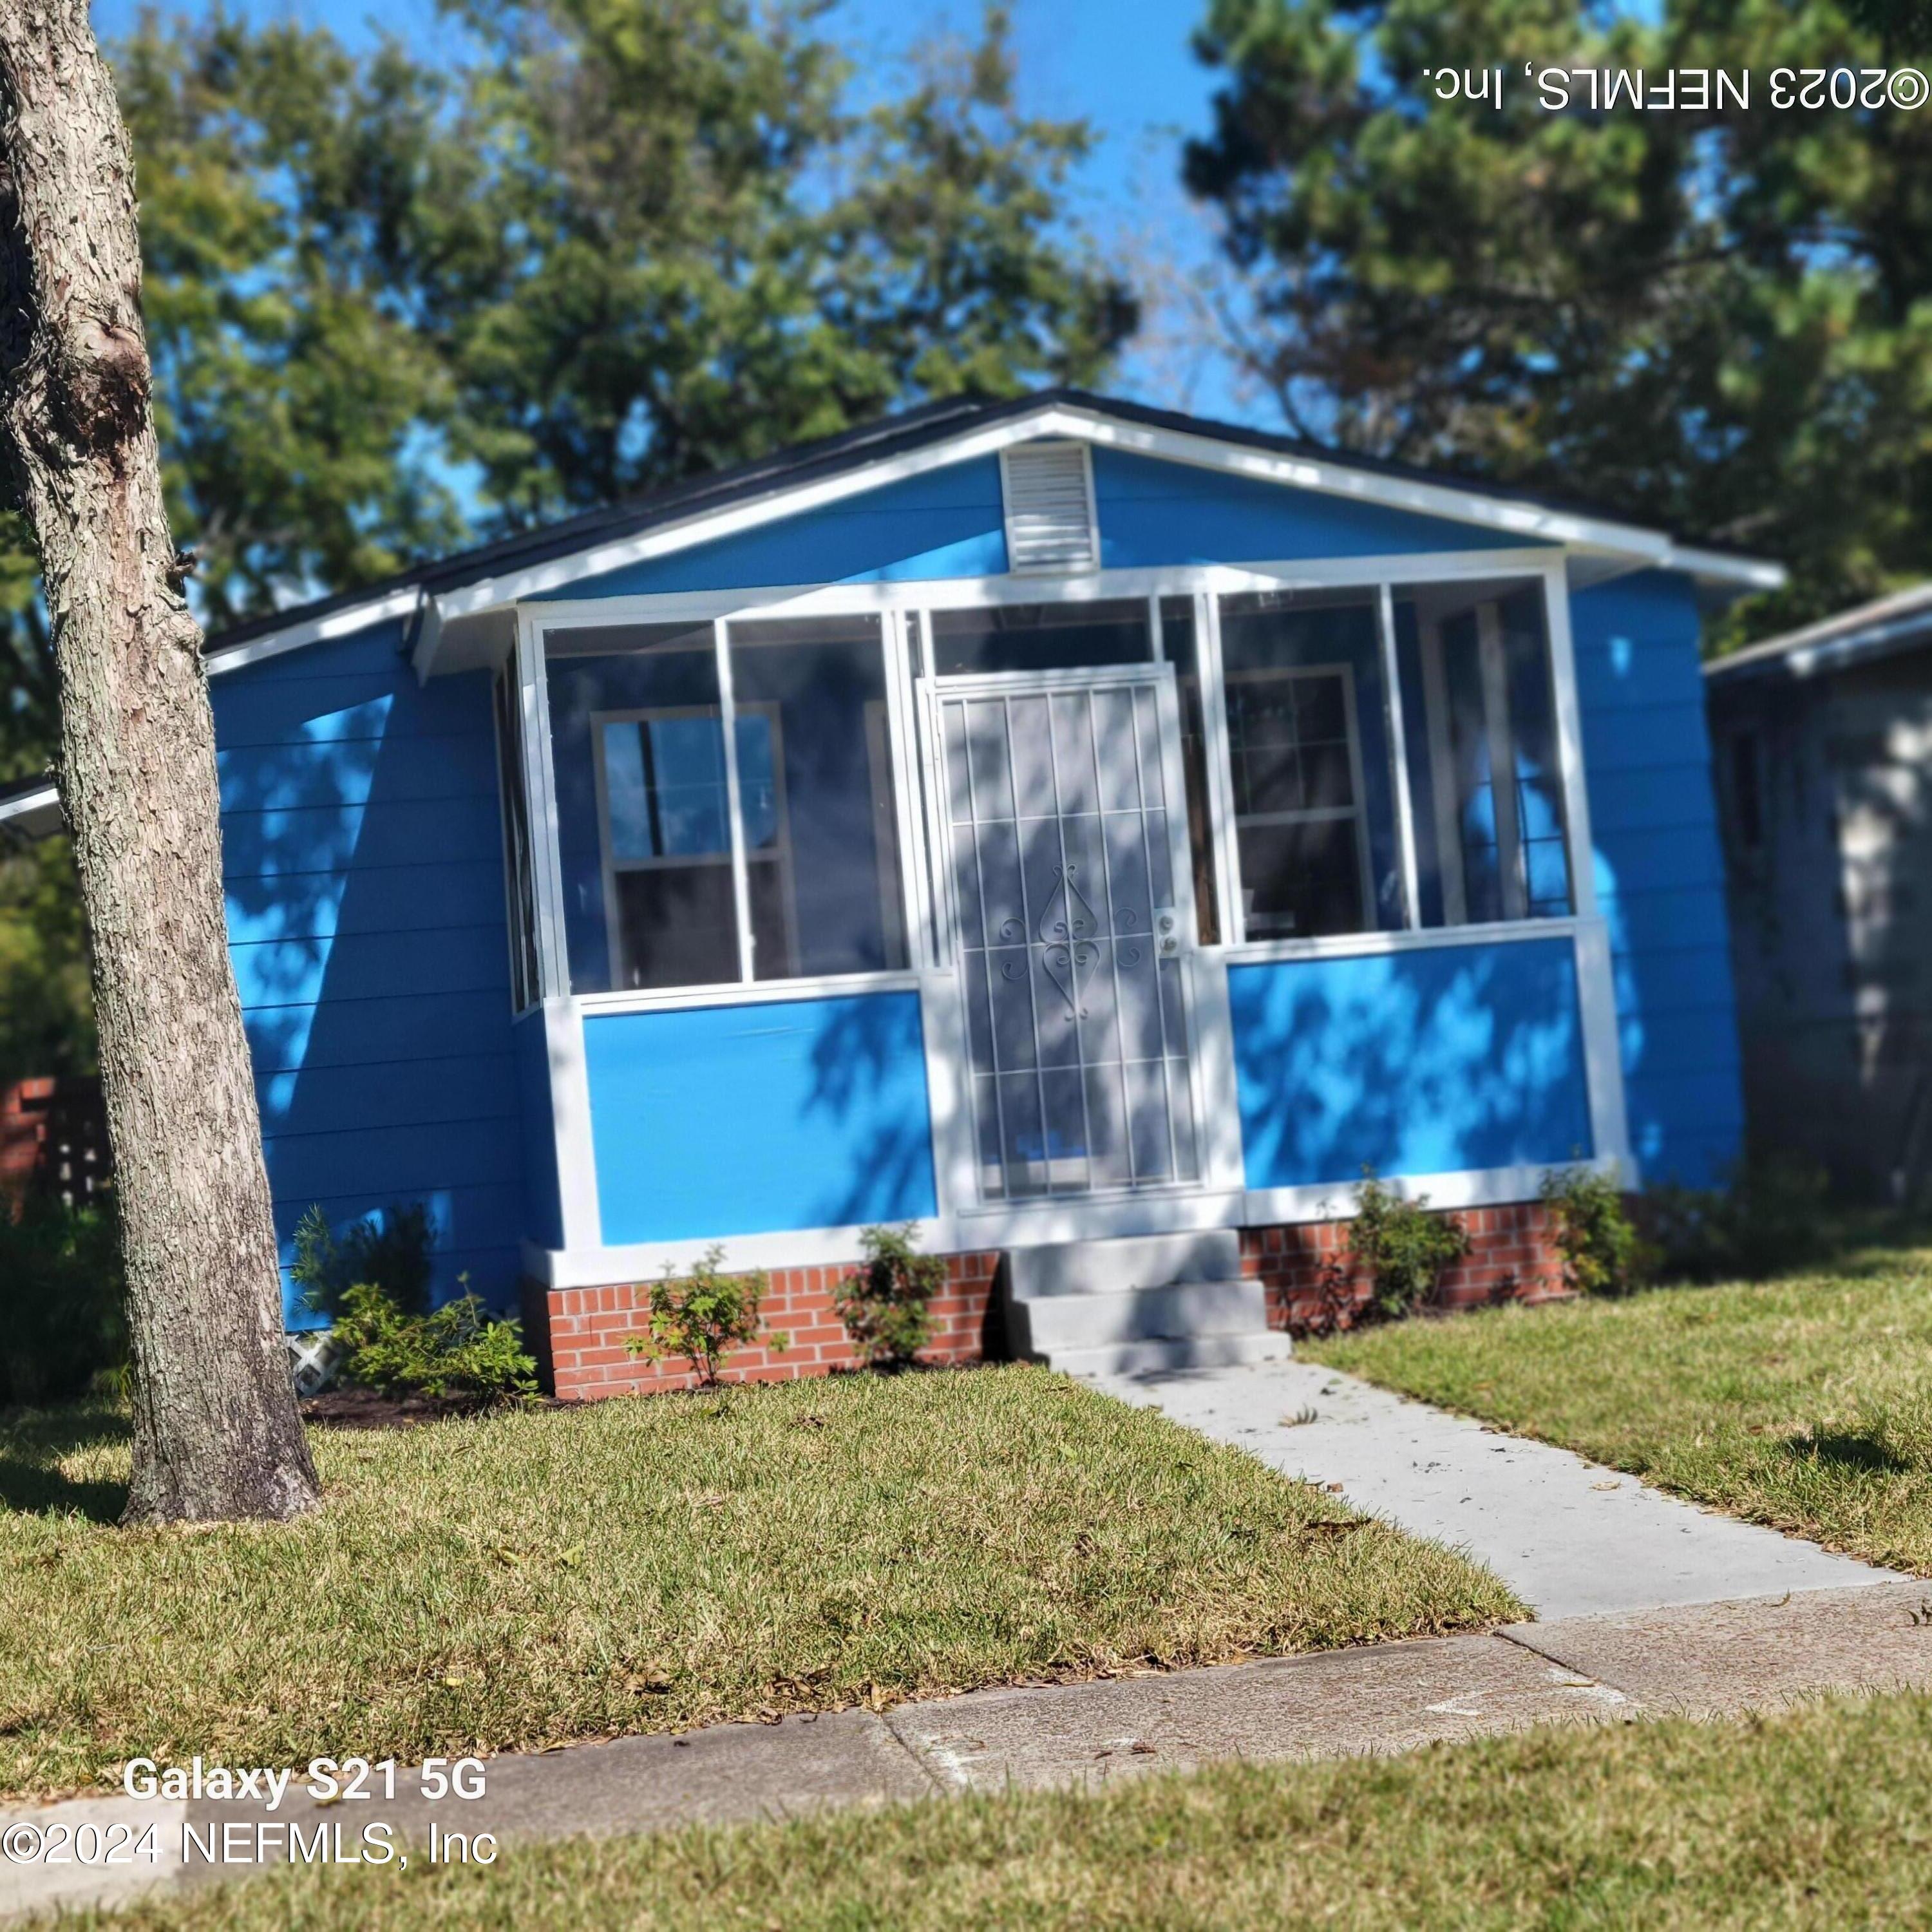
left=527, top=1252, right=1003, bottom=1402
left=528, top=1202, right=1568, bottom=1400
left=1240, top=1200, right=1567, bottom=1334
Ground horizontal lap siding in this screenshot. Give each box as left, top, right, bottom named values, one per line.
left=213, top=621, right=526, bottom=1318
left=1572, top=571, right=1744, bottom=1187
left=1228, top=939, right=1593, bottom=1189
left=584, top=994, right=938, bottom=1246
left=534, top=460, right=1009, bottom=599
left=1090, top=448, right=1549, bottom=565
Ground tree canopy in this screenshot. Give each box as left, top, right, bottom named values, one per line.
left=0, top=0, right=1134, bottom=1086
left=1186, top=0, right=1932, bottom=645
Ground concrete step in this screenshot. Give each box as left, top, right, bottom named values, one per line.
left=1017, top=1278, right=1270, bottom=1354
left=1005, top=1230, right=1242, bottom=1300
left=1049, top=1330, right=1294, bottom=1379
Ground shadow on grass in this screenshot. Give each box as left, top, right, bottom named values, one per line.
left=0, top=1402, right=128, bottom=1522
left=1785, top=1430, right=1913, bottom=1476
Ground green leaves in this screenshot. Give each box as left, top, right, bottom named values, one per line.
left=1187, top=0, right=1932, bottom=646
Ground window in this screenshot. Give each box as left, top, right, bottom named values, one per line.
left=1216, top=591, right=1405, bottom=940
left=593, top=706, right=790, bottom=991
left=492, top=654, right=542, bottom=1011
left=545, top=614, right=909, bottom=994
left=1390, top=580, right=1573, bottom=928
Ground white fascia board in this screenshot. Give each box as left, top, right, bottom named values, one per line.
left=418, top=403, right=1760, bottom=671
left=1, top=584, right=427, bottom=838
left=204, top=585, right=425, bottom=676
left=0, top=782, right=60, bottom=835
left=1658, top=544, right=1786, bottom=593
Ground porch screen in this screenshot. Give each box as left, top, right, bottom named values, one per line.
left=544, top=616, right=908, bottom=993
left=1215, top=591, right=1406, bottom=941
left=1389, top=581, right=1574, bottom=927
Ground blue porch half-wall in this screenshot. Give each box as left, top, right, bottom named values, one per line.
left=584, top=994, right=938, bottom=1246
left=214, top=620, right=527, bottom=1320
left=1571, top=571, right=1745, bottom=1188
left=1228, top=940, right=1593, bottom=1191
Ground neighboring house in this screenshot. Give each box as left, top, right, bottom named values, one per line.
left=1706, top=586, right=1932, bottom=1202
left=0, top=392, right=1774, bottom=1393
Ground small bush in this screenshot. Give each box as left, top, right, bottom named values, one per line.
left=331, top=1279, right=537, bottom=1404
left=627, top=1245, right=786, bottom=1387
left=0, top=1193, right=124, bottom=1405
left=291, top=1201, right=436, bottom=1319
left=1542, top=1166, right=1655, bottom=1296
left=1345, top=1170, right=1471, bottom=1320
left=1638, top=1154, right=1834, bottom=1284
left=834, top=1224, right=945, bottom=1369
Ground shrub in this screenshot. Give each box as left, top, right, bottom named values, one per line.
left=1541, top=1166, right=1655, bottom=1296
left=330, top=1279, right=537, bottom=1404
left=1345, top=1170, right=1470, bottom=1321
left=1638, top=1154, right=1834, bottom=1284
left=0, top=1193, right=124, bottom=1405
left=834, top=1224, right=945, bottom=1369
left=290, top=1201, right=435, bottom=1320
left=627, top=1245, right=786, bottom=1387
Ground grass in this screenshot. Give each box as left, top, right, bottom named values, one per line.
left=1307, top=1249, right=1932, bottom=1573
left=82, top=1692, right=1932, bottom=1929
left=0, top=1365, right=1520, bottom=1801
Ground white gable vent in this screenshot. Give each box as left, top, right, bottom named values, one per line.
left=1000, top=441, right=1099, bottom=574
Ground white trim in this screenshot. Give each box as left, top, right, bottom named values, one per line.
left=421, top=401, right=1775, bottom=632
left=1222, top=914, right=1583, bottom=966
left=1544, top=561, right=1600, bottom=920
left=1575, top=916, right=1636, bottom=1181
left=542, top=997, right=603, bottom=1252
left=1197, top=589, right=1245, bottom=945
left=516, top=608, right=571, bottom=999
left=1378, top=583, right=1421, bottom=928
left=505, top=549, right=1563, bottom=637
left=712, top=618, right=757, bottom=983
left=211, top=585, right=426, bottom=676
left=1240, top=1159, right=1617, bottom=1232
left=575, top=969, right=924, bottom=1016
left=521, top=1153, right=1617, bottom=1287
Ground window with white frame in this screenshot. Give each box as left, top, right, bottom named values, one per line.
left=1215, top=591, right=1406, bottom=939
left=1210, top=577, right=1576, bottom=943
left=1387, top=580, right=1574, bottom=929
left=545, top=614, right=910, bottom=993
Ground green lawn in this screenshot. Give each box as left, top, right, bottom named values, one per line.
left=88, top=1692, right=1932, bottom=1929
left=1309, top=1251, right=1932, bottom=1573
left=0, top=1365, right=1519, bottom=1800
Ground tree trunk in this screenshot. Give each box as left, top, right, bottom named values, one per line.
left=0, top=4, right=317, bottom=1521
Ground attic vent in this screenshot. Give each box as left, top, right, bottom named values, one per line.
left=1000, top=442, right=1099, bottom=574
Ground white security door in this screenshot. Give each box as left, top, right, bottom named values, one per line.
left=926, top=665, right=1203, bottom=1201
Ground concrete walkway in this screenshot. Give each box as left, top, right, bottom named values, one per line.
left=1093, top=1358, right=1903, bottom=1617
left=8, top=1582, right=1932, bottom=1922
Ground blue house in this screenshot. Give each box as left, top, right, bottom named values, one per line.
left=0, top=393, right=1774, bottom=1390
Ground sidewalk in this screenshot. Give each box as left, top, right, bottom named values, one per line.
left=8, top=1580, right=1932, bottom=1922
left=1095, top=1359, right=1902, bottom=1616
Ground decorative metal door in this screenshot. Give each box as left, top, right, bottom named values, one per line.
left=927, top=665, right=1202, bottom=1201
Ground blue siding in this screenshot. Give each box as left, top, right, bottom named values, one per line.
left=1229, top=940, right=1593, bottom=1190
left=537, top=460, right=1008, bottom=600
left=585, top=994, right=938, bottom=1244
left=1091, top=448, right=1544, bottom=565
left=213, top=621, right=526, bottom=1318
left=1573, top=571, right=1744, bottom=1187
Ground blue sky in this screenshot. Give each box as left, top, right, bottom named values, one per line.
left=90, top=0, right=1255, bottom=419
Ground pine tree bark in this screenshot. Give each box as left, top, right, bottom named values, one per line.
left=0, top=4, right=318, bottom=1520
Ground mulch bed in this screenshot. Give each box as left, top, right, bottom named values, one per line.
left=299, top=1387, right=556, bottom=1430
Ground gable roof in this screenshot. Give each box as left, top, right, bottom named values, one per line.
left=1, top=387, right=1781, bottom=836
left=1705, top=581, right=1932, bottom=688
